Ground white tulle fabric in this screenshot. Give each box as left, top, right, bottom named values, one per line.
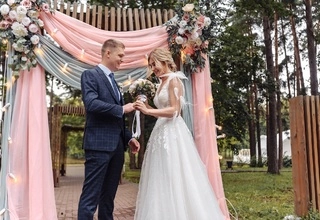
left=134, top=72, right=224, bottom=220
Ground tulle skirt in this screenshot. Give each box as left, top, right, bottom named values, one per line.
left=134, top=116, right=225, bottom=220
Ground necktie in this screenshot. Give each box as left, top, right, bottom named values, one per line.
left=109, top=72, right=120, bottom=100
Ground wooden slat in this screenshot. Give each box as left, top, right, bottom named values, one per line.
left=140, top=8, right=146, bottom=29
left=162, top=9, right=169, bottom=23
left=91, top=5, right=97, bottom=27
left=151, top=9, right=157, bottom=27
left=134, top=8, right=140, bottom=30
left=72, top=2, right=77, bottom=19
left=65, top=2, right=71, bottom=16
left=311, top=96, right=320, bottom=210
left=85, top=4, right=91, bottom=24
left=59, top=1, right=64, bottom=12
left=305, top=96, right=316, bottom=210
left=157, top=9, right=162, bottom=25
left=289, top=96, right=309, bottom=216
left=79, top=3, right=84, bottom=22
left=117, top=7, right=121, bottom=31
left=145, top=9, right=152, bottom=28
left=104, top=7, right=109, bottom=30
left=122, top=8, right=127, bottom=31
left=110, top=7, right=116, bottom=31
left=127, top=8, right=133, bottom=31
left=97, top=6, right=103, bottom=29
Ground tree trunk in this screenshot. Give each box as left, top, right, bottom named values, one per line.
left=305, top=0, right=319, bottom=95
left=248, top=86, right=256, bottom=167
left=274, top=11, right=283, bottom=170
left=289, top=5, right=305, bottom=95
left=255, top=83, right=263, bottom=167
left=263, top=15, right=279, bottom=174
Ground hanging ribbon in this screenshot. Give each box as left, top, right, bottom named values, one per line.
left=132, top=110, right=141, bottom=139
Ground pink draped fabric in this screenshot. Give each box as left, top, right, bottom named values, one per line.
left=7, top=65, right=57, bottom=220
left=40, top=11, right=169, bottom=69
left=192, top=59, right=230, bottom=219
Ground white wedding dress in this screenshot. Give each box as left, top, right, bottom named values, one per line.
left=134, top=72, right=225, bottom=220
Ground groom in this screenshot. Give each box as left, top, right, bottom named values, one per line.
left=78, top=39, right=140, bottom=220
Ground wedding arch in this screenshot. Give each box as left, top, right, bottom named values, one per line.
left=0, top=1, right=230, bottom=219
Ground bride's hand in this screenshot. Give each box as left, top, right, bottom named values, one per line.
left=134, top=100, right=149, bottom=115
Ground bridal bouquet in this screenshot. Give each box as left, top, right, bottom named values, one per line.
left=128, top=78, right=156, bottom=139
left=128, top=78, right=156, bottom=102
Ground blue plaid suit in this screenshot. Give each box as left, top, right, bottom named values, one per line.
left=78, top=66, right=132, bottom=220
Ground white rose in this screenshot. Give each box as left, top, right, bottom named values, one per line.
left=175, top=36, right=184, bottom=45
left=182, top=4, right=194, bottom=12
left=21, top=56, right=28, bottom=62
left=178, top=28, right=185, bottom=35
left=16, top=5, right=28, bottom=15
left=7, top=0, right=15, bottom=6
left=11, top=22, right=28, bottom=37
left=21, top=16, right=31, bottom=26
left=30, top=35, right=39, bottom=44
left=204, top=17, right=211, bottom=27
left=179, top=20, right=187, bottom=27
left=37, top=19, right=44, bottom=27
left=190, top=31, right=199, bottom=40
left=0, top=4, right=10, bottom=15
left=9, top=10, right=17, bottom=20
left=28, top=23, right=38, bottom=33
left=16, top=13, right=26, bottom=22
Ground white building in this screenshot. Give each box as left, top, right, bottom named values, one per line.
left=233, top=130, right=291, bottom=163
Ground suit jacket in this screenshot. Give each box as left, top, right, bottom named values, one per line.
left=81, top=66, right=131, bottom=152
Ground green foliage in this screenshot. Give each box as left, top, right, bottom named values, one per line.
left=62, top=115, right=85, bottom=159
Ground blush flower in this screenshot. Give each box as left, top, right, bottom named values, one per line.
left=165, top=2, right=214, bottom=74
left=0, top=0, right=52, bottom=73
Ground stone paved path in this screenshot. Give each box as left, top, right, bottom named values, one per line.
left=54, top=165, right=138, bottom=220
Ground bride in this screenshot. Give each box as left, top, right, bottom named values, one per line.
left=133, top=48, right=226, bottom=220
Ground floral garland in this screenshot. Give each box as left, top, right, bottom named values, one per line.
left=0, top=0, right=51, bottom=75
left=166, top=1, right=213, bottom=75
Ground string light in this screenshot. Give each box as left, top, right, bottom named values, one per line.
left=62, top=63, right=68, bottom=72
left=0, top=208, right=5, bottom=215
left=8, top=137, right=12, bottom=144
left=217, top=133, right=226, bottom=139
left=51, top=28, right=58, bottom=36
left=215, top=124, right=222, bottom=130
left=2, top=103, right=10, bottom=112
left=8, top=173, right=17, bottom=182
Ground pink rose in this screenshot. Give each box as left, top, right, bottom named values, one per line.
left=28, top=23, right=38, bottom=33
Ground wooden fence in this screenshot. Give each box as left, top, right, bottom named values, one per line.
left=50, top=0, right=175, bottom=31
left=289, top=95, right=320, bottom=216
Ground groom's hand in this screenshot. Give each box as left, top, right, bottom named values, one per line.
left=129, top=138, right=140, bottom=154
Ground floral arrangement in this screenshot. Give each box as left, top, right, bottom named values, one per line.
left=128, top=78, right=156, bottom=102
left=166, top=1, right=213, bottom=74
left=0, top=0, right=51, bottom=74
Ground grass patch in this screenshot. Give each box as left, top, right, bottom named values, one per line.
left=223, top=171, right=294, bottom=220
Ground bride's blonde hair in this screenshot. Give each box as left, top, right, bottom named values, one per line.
left=147, top=48, right=177, bottom=76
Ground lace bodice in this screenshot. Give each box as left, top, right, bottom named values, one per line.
left=153, top=72, right=187, bottom=113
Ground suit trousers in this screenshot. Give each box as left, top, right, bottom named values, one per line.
left=77, top=139, right=124, bottom=220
